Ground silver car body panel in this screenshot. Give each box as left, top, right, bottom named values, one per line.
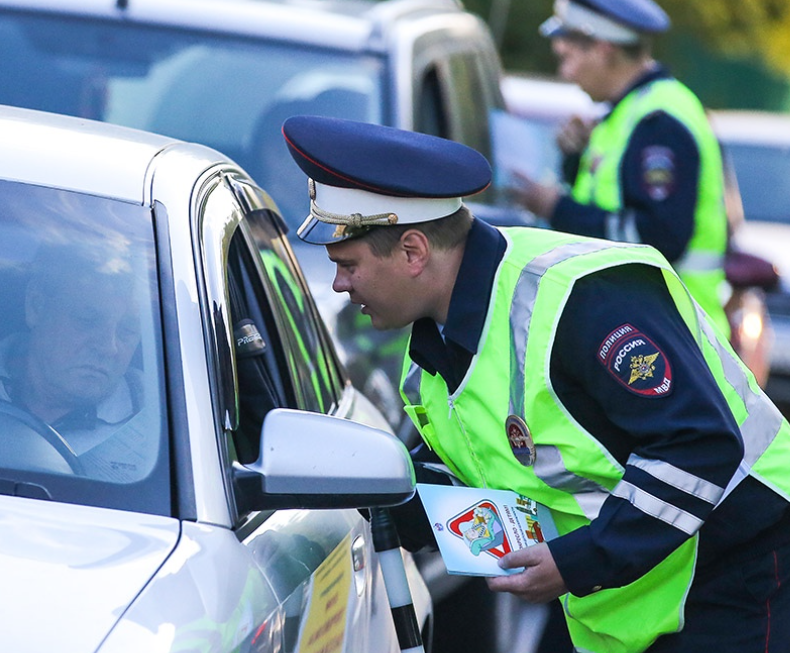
left=0, top=495, right=179, bottom=653
left=0, top=105, right=172, bottom=201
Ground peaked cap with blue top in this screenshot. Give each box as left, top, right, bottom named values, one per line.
left=540, top=0, right=670, bottom=44
left=282, top=115, right=492, bottom=245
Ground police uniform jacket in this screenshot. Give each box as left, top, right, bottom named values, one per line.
left=407, top=218, right=790, bottom=597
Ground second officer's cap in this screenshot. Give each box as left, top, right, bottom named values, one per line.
left=540, top=0, right=670, bottom=44
left=282, top=115, right=492, bottom=245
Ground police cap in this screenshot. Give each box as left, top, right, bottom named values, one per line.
left=540, top=0, right=670, bottom=44
left=282, top=115, right=492, bottom=245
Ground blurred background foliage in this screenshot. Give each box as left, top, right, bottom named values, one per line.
left=466, top=0, right=790, bottom=111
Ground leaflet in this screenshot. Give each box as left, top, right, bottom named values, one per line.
left=417, top=483, right=558, bottom=577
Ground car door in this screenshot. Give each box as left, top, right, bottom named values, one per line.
left=400, top=15, right=504, bottom=200
left=194, top=169, right=402, bottom=652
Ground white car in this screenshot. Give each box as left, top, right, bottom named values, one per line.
left=0, top=104, right=431, bottom=653
left=708, top=109, right=790, bottom=404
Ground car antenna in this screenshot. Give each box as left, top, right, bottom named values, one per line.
left=116, top=0, right=128, bottom=9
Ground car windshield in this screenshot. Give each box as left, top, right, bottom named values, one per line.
left=0, top=180, right=170, bottom=515
left=0, top=10, right=384, bottom=230
left=724, top=143, right=790, bottom=224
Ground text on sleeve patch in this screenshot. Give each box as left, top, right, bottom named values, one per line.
left=597, top=323, right=673, bottom=397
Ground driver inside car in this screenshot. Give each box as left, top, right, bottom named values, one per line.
left=0, top=241, right=143, bottom=479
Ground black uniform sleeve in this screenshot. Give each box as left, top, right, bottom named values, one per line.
left=546, top=264, right=743, bottom=596
left=551, top=111, right=700, bottom=263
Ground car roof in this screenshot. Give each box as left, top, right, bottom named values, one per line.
left=708, top=110, right=790, bottom=146
left=0, top=104, right=183, bottom=201
left=1, top=0, right=465, bottom=53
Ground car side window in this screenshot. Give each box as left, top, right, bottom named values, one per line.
left=225, top=234, right=290, bottom=463
left=416, top=67, right=450, bottom=140
left=244, top=209, right=344, bottom=414
left=199, top=177, right=289, bottom=466
left=223, top=217, right=345, bottom=462
left=200, top=175, right=344, bottom=465
left=413, top=49, right=500, bottom=206
left=0, top=179, right=169, bottom=511
left=444, top=52, right=496, bottom=161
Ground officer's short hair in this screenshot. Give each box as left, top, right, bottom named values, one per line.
left=362, top=205, right=474, bottom=258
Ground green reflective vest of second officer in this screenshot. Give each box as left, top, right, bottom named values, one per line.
left=400, top=227, right=790, bottom=653
left=572, top=77, right=730, bottom=338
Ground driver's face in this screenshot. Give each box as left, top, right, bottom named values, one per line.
left=26, top=274, right=140, bottom=413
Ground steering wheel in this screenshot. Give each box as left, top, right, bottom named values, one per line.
left=0, top=402, right=85, bottom=475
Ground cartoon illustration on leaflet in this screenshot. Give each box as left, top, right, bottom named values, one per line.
left=449, top=501, right=512, bottom=558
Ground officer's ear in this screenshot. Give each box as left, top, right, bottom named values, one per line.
left=399, top=229, right=431, bottom=275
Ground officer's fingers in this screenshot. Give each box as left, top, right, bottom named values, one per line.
left=497, top=544, right=543, bottom=570
left=486, top=545, right=567, bottom=603
left=558, top=115, right=591, bottom=151
left=485, top=562, right=548, bottom=602
left=486, top=570, right=522, bottom=595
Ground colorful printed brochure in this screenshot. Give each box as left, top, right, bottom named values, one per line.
left=417, top=483, right=558, bottom=577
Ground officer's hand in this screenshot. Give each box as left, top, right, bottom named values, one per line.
left=507, top=171, right=561, bottom=219
left=485, top=543, right=568, bottom=604
left=557, top=115, right=593, bottom=156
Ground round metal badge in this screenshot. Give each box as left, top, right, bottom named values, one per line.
left=506, top=414, right=536, bottom=466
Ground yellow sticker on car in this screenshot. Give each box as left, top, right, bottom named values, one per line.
left=297, top=534, right=352, bottom=653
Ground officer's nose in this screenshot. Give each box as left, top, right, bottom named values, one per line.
left=332, top=268, right=351, bottom=294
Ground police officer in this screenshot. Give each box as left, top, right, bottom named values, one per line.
left=283, top=115, right=790, bottom=652
left=510, top=0, right=731, bottom=340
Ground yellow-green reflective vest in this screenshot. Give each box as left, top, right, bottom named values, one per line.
left=400, top=227, right=790, bottom=653
left=572, top=78, right=730, bottom=338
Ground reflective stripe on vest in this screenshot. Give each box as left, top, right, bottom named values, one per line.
left=508, top=239, right=618, bottom=521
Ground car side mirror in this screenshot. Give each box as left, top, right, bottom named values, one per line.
left=233, top=408, right=416, bottom=512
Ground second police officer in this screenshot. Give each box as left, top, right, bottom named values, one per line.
left=509, top=0, right=731, bottom=340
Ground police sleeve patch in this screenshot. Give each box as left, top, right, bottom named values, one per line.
left=597, top=323, right=673, bottom=397
left=641, top=145, right=675, bottom=201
